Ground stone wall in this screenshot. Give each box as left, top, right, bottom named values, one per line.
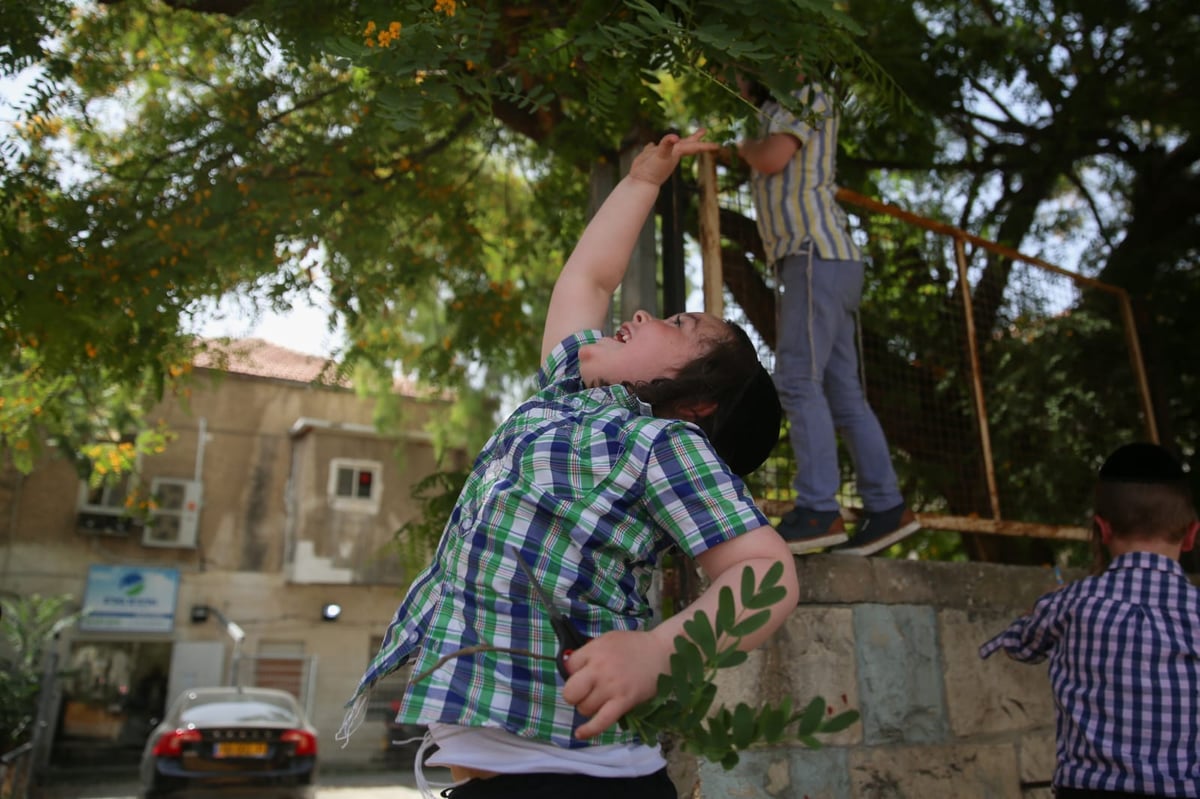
left=684, top=555, right=1070, bottom=799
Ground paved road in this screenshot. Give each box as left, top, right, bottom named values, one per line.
left=38, top=767, right=448, bottom=799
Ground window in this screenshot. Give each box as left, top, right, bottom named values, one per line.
left=327, top=459, right=382, bottom=512
left=252, top=642, right=308, bottom=701
left=80, top=479, right=132, bottom=512
left=77, top=475, right=137, bottom=534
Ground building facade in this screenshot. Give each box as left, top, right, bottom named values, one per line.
left=0, top=339, right=467, bottom=770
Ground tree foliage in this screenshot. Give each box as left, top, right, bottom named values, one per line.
left=832, top=0, right=1199, bottom=563
left=1, top=0, right=879, bottom=476
left=2, top=0, right=1197, bottom=565
left=0, top=593, right=78, bottom=754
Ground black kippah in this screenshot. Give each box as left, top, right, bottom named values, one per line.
left=709, top=365, right=783, bottom=477
left=1098, top=442, right=1186, bottom=483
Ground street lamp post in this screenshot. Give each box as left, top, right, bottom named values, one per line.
left=190, top=605, right=246, bottom=685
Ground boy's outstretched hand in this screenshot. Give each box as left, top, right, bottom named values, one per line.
left=560, top=628, right=672, bottom=740
left=628, top=130, right=719, bottom=188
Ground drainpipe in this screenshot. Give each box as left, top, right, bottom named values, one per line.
left=2, top=472, right=24, bottom=589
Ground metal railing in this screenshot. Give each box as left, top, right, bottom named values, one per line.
left=696, top=153, right=1156, bottom=543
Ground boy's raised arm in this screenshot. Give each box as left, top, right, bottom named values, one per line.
left=540, top=131, right=718, bottom=362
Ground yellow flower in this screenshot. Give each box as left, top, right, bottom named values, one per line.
left=434, top=0, right=456, bottom=16
left=370, top=20, right=402, bottom=47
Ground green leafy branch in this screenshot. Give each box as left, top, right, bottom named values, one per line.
left=619, top=561, right=859, bottom=769
left=405, top=559, right=859, bottom=770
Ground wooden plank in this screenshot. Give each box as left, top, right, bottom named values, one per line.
left=757, top=499, right=1090, bottom=542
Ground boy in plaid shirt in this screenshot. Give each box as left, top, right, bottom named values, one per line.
left=341, top=132, right=799, bottom=798
left=981, top=442, right=1200, bottom=798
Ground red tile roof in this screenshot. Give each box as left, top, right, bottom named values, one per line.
left=193, top=338, right=351, bottom=387
left=194, top=338, right=430, bottom=398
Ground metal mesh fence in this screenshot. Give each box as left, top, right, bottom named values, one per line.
left=690, top=155, right=1154, bottom=550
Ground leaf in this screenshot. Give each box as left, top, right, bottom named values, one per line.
left=728, top=608, right=771, bottom=638
left=731, top=563, right=787, bottom=632
left=683, top=639, right=706, bottom=685
left=717, top=647, right=748, bottom=669
left=683, top=683, right=719, bottom=728
left=731, top=703, right=757, bottom=748
left=795, top=696, right=826, bottom=736
left=706, top=709, right=732, bottom=752
left=667, top=651, right=694, bottom=705
left=715, top=585, right=737, bottom=636
left=739, top=562, right=757, bottom=604
left=758, top=704, right=788, bottom=743
left=820, top=709, right=861, bottom=734
left=682, top=610, right=718, bottom=660
left=644, top=700, right=683, bottom=726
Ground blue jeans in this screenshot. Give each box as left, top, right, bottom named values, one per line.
left=774, top=247, right=902, bottom=513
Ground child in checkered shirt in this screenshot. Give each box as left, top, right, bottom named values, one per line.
left=343, top=131, right=799, bottom=799
left=981, top=442, right=1200, bottom=799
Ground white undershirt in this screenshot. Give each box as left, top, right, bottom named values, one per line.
left=425, top=722, right=666, bottom=777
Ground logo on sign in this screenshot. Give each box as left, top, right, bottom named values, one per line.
left=120, top=571, right=146, bottom=597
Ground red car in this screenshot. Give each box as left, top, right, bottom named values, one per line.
left=139, top=686, right=317, bottom=799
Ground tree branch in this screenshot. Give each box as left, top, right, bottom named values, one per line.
left=411, top=644, right=555, bottom=685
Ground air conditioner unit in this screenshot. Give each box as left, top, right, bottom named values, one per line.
left=142, top=478, right=202, bottom=549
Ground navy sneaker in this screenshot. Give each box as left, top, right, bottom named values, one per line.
left=777, top=507, right=848, bottom=555
left=833, top=503, right=920, bottom=556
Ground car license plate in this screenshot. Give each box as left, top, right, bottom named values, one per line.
left=213, top=741, right=268, bottom=758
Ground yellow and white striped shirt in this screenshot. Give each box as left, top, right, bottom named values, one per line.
left=749, top=84, right=861, bottom=264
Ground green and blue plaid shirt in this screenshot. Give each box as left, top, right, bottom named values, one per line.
left=349, top=330, right=769, bottom=748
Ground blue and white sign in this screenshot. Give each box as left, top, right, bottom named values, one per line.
left=80, top=565, right=180, bottom=633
